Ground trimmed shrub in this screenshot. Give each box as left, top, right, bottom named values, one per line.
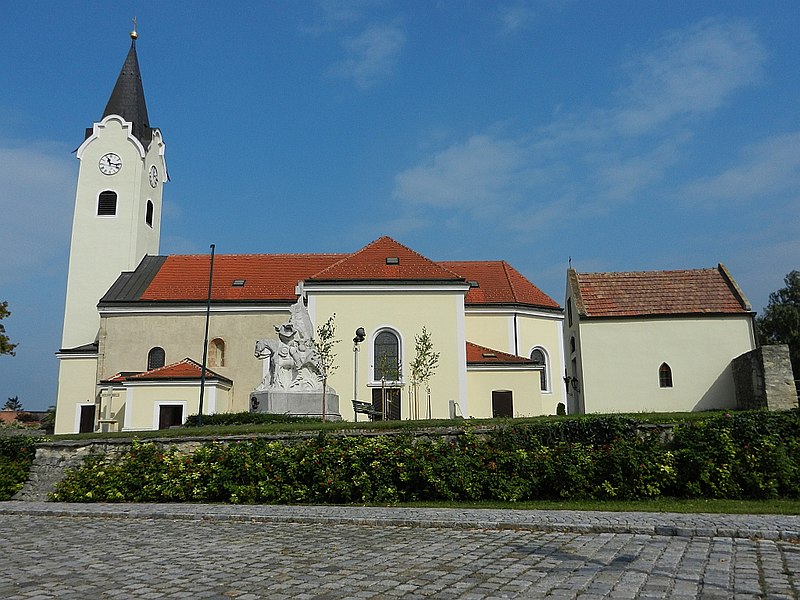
left=184, top=412, right=320, bottom=427
left=50, top=411, right=800, bottom=504
left=0, top=436, right=39, bottom=500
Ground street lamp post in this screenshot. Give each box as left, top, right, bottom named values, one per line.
left=352, top=327, right=365, bottom=421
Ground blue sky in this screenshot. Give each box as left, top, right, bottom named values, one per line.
left=1, top=1, right=798, bottom=410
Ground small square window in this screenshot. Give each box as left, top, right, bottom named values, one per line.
left=385, top=257, right=400, bottom=265
left=232, top=279, right=246, bottom=287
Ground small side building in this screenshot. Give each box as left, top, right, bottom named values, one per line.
left=563, top=264, right=757, bottom=414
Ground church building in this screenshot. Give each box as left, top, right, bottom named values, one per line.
left=53, top=32, right=565, bottom=434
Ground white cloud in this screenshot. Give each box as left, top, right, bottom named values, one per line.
left=392, top=134, right=531, bottom=211
left=615, top=18, right=766, bottom=135
left=0, top=144, right=74, bottom=282
left=680, top=131, right=800, bottom=205
left=306, top=0, right=389, bottom=34
left=498, top=4, right=537, bottom=36
left=389, top=17, right=767, bottom=230
left=328, top=22, right=405, bottom=89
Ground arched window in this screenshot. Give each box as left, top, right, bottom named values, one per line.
left=530, top=347, right=549, bottom=392
left=147, top=347, right=165, bottom=371
left=209, top=338, right=225, bottom=367
left=374, top=330, right=400, bottom=381
left=659, top=363, right=673, bottom=388
left=97, top=191, right=117, bottom=216
left=145, top=200, right=154, bottom=227
left=570, top=336, right=576, bottom=354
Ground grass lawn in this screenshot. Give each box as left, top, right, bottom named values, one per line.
left=46, top=411, right=723, bottom=441
left=395, top=498, right=800, bottom=515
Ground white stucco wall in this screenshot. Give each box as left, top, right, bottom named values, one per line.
left=307, top=286, right=468, bottom=421
left=466, top=368, right=545, bottom=418
left=576, top=315, right=756, bottom=413
left=54, top=355, right=99, bottom=434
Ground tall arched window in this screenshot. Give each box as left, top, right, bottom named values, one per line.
left=374, top=330, right=400, bottom=381
left=145, top=199, right=154, bottom=227
left=147, top=347, right=165, bottom=371
left=97, top=191, right=117, bottom=216
left=209, top=338, right=225, bottom=367
left=659, top=363, right=673, bottom=388
left=530, top=347, right=549, bottom=392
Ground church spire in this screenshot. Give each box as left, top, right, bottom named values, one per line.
left=102, top=24, right=152, bottom=147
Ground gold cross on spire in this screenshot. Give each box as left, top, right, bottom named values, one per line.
left=130, top=17, right=138, bottom=40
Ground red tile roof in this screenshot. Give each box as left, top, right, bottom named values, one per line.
left=140, top=254, right=344, bottom=301
left=104, top=358, right=232, bottom=383
left=127, top=238, right=553, bottom=308
left=441, top=261, right=560, bottom=309
left=571, top=264, right=751, bottom=318
left=466, top=341, right=535, bottom=365
left=309, top=237, right=463, bottom=281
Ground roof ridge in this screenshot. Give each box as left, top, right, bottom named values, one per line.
left=500, top=261, right=519, bottom=303
left=578, top=266, right=719, bottom=277
left=309, top=236, right=462, bottom=280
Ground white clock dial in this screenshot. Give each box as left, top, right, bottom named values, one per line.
left=149, top=165, right=159, bottom=188
left=99, top=153, right=122, bottom=175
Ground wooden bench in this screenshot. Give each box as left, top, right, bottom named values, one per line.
left=352, top=400, right=382, bottom=421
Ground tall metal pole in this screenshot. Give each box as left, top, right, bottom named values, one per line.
left=198, top=244, right=215, bottom=427
left=353, top=341, right=359, bottom=422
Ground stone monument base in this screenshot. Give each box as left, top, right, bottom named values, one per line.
left=249, top=390, right=341, bottom=421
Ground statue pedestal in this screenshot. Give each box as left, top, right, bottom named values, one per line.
left=250, top=390, right=341, bottom=421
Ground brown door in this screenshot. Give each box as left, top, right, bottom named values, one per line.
left=492, top=391, right=513, bottom=418
left=78, top=405, right=96, bottom=433
left=372, top=388, right=401, bottom=420
left=158, top=405, right=184, bottom=429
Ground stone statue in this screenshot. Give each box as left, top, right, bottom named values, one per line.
left=251, top=296, right=340, bottom=420
left=254, top=298, right=324, bottom=393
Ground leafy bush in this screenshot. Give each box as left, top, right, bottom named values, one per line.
left=50, top=411, right=800, bottom=504
left=0, top=436, right=39, bottom=500
left=184, top=412, right=320, bottom=427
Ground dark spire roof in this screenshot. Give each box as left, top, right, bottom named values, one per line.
left=102, top=38, right=152, bottom=147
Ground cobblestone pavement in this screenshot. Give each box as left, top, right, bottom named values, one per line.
left=1, top=503, right=798, bottom=599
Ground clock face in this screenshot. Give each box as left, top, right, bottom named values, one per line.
left=149, top=165, right=159, bottom=188
left=99, top=153, right=122, bottom=175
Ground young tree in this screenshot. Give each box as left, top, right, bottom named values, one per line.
left=757, top=270, right=800, bottom=376
left=376, top=352, right=402, bottom=420
left=0, top=301, right=17, bottom=356
left=410, top=326, right=440, bottom=419
left=3, top=396, right=23, bottom=411
left=314, top=314, right=339, bottom=421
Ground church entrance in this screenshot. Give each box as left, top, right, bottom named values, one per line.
left=78, top=404, right=96, bottom=433
left=372, top=388, right=401, bottom=420
left=158, top=405, right=184, bottom=429
left=491, top=391, right=513, bottom=418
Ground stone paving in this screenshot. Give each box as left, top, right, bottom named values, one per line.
left=0, top=502, right=798, bottom=599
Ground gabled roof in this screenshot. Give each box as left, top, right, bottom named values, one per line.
left=569, top=264, right=752, bottom=318
left=441, top=261, right=560, bottom=309
left=102, top=37, right=152, bottom=147
left=308, top=237, right=463, bottom=282
left=103, top=358, right=232, bottom=384
left=137, top=254, right=344, bottom=302
left=99, top=238, right=554, bottom=308
left=466, top=341, right=535, bottom=365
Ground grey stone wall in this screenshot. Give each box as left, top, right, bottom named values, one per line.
left=732, top=345, right=797, bottom=412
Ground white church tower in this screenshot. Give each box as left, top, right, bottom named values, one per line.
left=55, top=27, right=166, bottom=434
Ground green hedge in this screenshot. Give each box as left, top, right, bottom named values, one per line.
left=0, top=436, right=39, bottom=500
left=184, top=412, right=320, bottom=427
left=49, top=411, right=800, bottom=504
